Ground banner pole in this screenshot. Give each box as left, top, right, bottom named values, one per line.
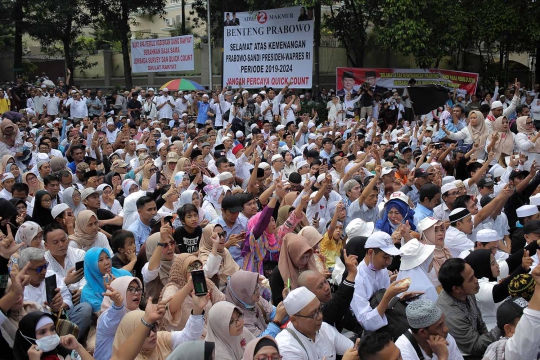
left=207, top=0, right=213, bottom=90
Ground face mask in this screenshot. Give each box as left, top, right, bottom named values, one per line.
left=368, top=252, right=377, bottom=271
left=21, top=332, right=61, bottom=353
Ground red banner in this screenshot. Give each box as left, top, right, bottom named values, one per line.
left=336, top=68, right=478, bottom=96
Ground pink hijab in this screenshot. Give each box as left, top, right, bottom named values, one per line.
left=247, top=211, right=276, bottom=246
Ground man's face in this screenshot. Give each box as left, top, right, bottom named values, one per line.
left=45, top=180, right=60, bottom=197
left=457, top=214, right=474, bottom=235
left=223, top=209, right=239, bottom=224
left=242, top=199, right=258, bottom=217
left=83, top=193, right=101, bottom=209
left=370, top=249, right=393, bottom=271
left=306, top=272, right=332, bottom=303
left=453, top=107, right=463, bottom=118
left=272, top=157, right=284, bottom=171
left=479, top=184, right=494, bottom=196
left=138, top=201, right=157, bottom=224
left=522, top=107, right=531, bottom=117
left=323, top=142, right=332, bottom=152
left=426, top=192, right=441, bottom=209
left=458, top=263, right=480, bottom=296
left=342, top=77, right=355, bottom=90
left=465, top=199, right=478, bottom=216
left=291, top=298, right=323, bottom=336
left=492, top=106, right=503, bottom=118
left=12, top=190, right=27, bottom=202
left=72, top=148, right=84, bottom=162
left=27, top=258, right=47, bottom=287
left=44, top=229, right=69, bottom=258
left=366, top=76, right=377, bottom=87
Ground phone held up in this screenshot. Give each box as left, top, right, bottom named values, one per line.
left=191, top=269, right=208, bottom=296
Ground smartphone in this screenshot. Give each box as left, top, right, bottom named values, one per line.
left=45, top=274, right=57, bottom=305
left=75, top=260, right=84, bottom=272
left=191, top=269, right=208, bottom=296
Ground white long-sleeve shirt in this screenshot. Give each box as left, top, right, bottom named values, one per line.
left=45, top=248, right=87, bottom=291
left=445, top=126, right=487, bottom=159
left=514, top=132, right=540, bottom=170
left=504, top=307, right=540, bottom=360
left=351, top=260, right=390, bottom=331
left=444, top=226, right=474, bottom=258
left=275, top=321, right=353, bottom=360
left=395, top=331, right=463, bottom=360
left=23, top=269, right=73, bottom=310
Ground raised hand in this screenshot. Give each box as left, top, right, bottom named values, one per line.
left=0, top=228, right=24, bottom=259
left=60, top=334, right=82, bottom=350
left=103, top=284, right=124, bottom=307
left=343, top=249, right=358, bottom=277
left=144, top=296, right=171, bottom=324
left=522, top=250, right=533, bottom=271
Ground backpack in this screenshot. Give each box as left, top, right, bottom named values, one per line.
left=367, top=288, right=410, bottom=340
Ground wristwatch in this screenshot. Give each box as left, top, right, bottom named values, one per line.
left=140, top=317, right=155, bottom=329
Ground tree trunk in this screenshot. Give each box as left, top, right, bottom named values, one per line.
left=13, top=0, right=24, bottom=80
left=64, top=16, right=74, bottom=86
left=181, top=0, right=185, bottom=35
left=120, top=4, right=132, bottom=90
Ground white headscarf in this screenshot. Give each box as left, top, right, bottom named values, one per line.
left=62, top=186, right=86, bottom=217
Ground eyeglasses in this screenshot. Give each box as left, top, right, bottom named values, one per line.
left=526, top=121, right=534, bottom=125
left=163, top=241, right=176, bottom=248
left=229, top=313, right=244, bottom=327
left=295, top=304, right=323, bottom=320
left=217, top=231, right=227, bottom=238
left=126, top=287, right=143, bottom=294
left=254, top=355, right=283, bottom=360
left=30, top=262, right=49, bottom=274
left=150, top=167, right=158, bottom=172
left=446, top=191, right=458, bottom=196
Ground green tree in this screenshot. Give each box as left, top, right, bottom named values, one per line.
left=85, top=0, right=168, bottom=90
left=324, top=0, right=383, bottom=67
left=25, top=0, right=93, bottom=85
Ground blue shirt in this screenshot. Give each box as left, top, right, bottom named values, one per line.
left=127, top=218, right=151, bottom=253
left=413, top=203, right=434, bottom=227
left=68, top=161, right=76, bottom=174
left=196, top=101, right=210, bottom=125
left=213, top=216, right=248, bottom=267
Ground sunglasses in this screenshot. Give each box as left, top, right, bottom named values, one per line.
left=217, top=231, right=227, bottom=238
left=526, top=121, right=534, bottom=125
left=30, top=262, right=49, bottom=274
left=150, top=167, right=158, bottom=172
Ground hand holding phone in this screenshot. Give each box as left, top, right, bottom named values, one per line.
left=45, top=274, right=57, bottom=305
left=191, top=270, right=208, bottom=296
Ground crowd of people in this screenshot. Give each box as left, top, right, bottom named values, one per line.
left=1, top=75, right=540, bottom=360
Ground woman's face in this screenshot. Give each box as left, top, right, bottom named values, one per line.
left=31, top=232, right=43, bottom=248
left=182, top=177, right=190, bottom=189
left=35, top=321, right=56, bottom=340
left=86, top=215, right=99, bottom=236
left=469, top=112, right=478, bottom=126
left=129, top=184, right=138, bottom=194
left=266, top=216, right=276, bottom=234
left=72, top=190, right=81, bottom=206
left=228, top=310, right=245, bottom=336
left=3, top=178, right=14, bottom=192
left=501, top=117, right=509, bottom=131
left=490, top=253, right=500, bottom=278
left=142, top=326, right=158, bottom=350
left=255, top=346, right=280, bottom=360
left=168, top=162, right=177, bottom=171
left=387, top=206, right=403, bottom=225
left=213, top=225, right=226, bottom=251
left=27, top=174, right=38, bottom=187
left=433, top=224, right=446, bottom=247
left=40, top=194, right=52, bottom=209
left=296, top=251, right=311, bottom=269
left=192, top=192, right=200, bottom=208
left=285, top=152, right=293, bottom=162
left=183, top=160, right=191, bottom=172
left=98, top=251, right=112, bottom=275
left=125, top=280, right=142, bottom=311
left=10, top=165, right=19, bottom=177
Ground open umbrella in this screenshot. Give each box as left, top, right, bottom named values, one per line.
left=160, top=79, right=204, bottom=92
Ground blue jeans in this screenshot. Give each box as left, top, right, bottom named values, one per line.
left=67, top=302, right=92, bottom=340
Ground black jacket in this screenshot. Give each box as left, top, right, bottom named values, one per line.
left=322, top=278, right=357, bottom=333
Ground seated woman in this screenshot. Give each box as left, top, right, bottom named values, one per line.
left=225, top=270, right=287, bottom=338
left=298, top=226, right=326, bottom=273
left=97, top=184, right=123, bottom=216
left=159, top=253, right=226, bottom=334
left=243, top=336, right=281, bottom=360
left=242, top=190, right=308, bottom=278
left=165, top=340, right=215, bottom=360
left=269, top=233, right=317, bottom=305
left=62, top=187, right=86, bottom=217
left=417, top=217, right=452, bottom=292
left=94, top=276, right=144, bottom=360
left=14, top=221, right=43, bottom=250
left=201, top=184, right=230, bottom=221
left=13, top=311, right=93, bottom=360
left=375, top=191, right=416, bottom=236
left=205, top=301, right=256, bottom=360
left=141, top=232, right=176, bottom=300
left=30, top=190, right=55, bottom=227
left=23, top=172, right=43, bottom=201
left=68, top=210, right=112, bottom=253
left=10, top=198, right=32, bottom=228
left=112, top=303, right=206, bottom=360
left=81, top=247, right=131, bottom=313
left=198, top=224, right=239, bottom=289
left=465, top=247, right=531, bottom=330
left=396, top=239, right=438, bottom=302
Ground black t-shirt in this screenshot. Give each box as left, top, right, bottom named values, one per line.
left=111, top=254, right=138, bottom=277
left=96, top=208, right=121, bottom=236
left=173, top=226, right=203, bottom=253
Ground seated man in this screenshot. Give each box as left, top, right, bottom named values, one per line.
left=19, top=247, right=92, bottom=340
left=437, top=258, right=499, bottom=357
left=358, top=332, right=402, bottom=360
left=395, top=298, right=463, bottom=360
left=275, top=287, right=356, bottom=360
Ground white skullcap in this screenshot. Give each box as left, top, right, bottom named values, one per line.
left=157, top=143, right=166, bottom=151
left=517, top=205, right=538, bottom=218
left=317, top=173, right=326, bottom=183
left=1, top=173, right=14, bottom=182
left=441, top=183, right=457, bottom=195
left=276, top=125, right=285, bottom=131
left=250, top=123, right=259, bottom=130
left=218, top=172, right=233, bottom=181
left=530, top=194, right=540, bottom=206
left=296, top=160, right=308, bottom=168
left=476, top=229, right=500, bottom=243
left=235, top=131, right=244, bottom=138
left=308, top=133, right=317, bottom=140
left=269, top=135, right=278, bottom=142
left=271, top=154, right=282, bottom=162
left=283, top=287, right=317, bottom=316
left=258, top=162, right=271, bottom=170
left=51, top=203, right=70, bottom=219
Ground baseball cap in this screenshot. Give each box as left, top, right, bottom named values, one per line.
left=496, top=297, right=528, bottom=330
left=112, top=159, right=128, bottom=168
left=81, top=187, right=102, bottom=200
left=221, top=196, right=242, bottom=212
left=76, top=162, right=89, bottom=173
left=364, top=231, right=401, bottom=256
left=51, top=203, right=70, bottom=219
left=477, top=177, right=494, bottom=188
left=167, top=152, right=180, bottom=163
left=414, top=168, right=429, bottom=178
left=509, top=169, right=529, bottom=181
left=381, top=167, right=395, bottom=176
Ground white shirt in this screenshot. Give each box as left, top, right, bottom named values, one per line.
left=351, top=261, right=391, bottom=331
left=474, top=277, right=501, bottom=331
left=69, top=98, right=89, bottom=118
left=156, top=95, right=174, bottom=119
left=0, top=188, right=12, bottom=200
left=293, top=190, right=342, bottom=233
left=45, top=247, right=87, bottom=291
left=395, top=331, right=463, bottom=360
left=504, top=307, right=540, bottom=360
left=275, top=321, right=353, bottom=360
left=433, top=202, right=451, bottom=221
left=261, top=93, right=283, bottom=122
left=24, top=269, right=73, bottom=310
left=46, top=96, right=60, bottom=116
left=444, top=226, right=474, bottom=258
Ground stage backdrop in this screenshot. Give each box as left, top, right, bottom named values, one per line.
left=223, top=6, right=314, bottom=89
left=131, top=35, right=194, bottom=73
left=336, top=68, right=479, bottom=96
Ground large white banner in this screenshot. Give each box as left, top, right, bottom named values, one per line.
left=131, top=35, right=194, bottom=73
left=223, top=6, right=314, bottom=88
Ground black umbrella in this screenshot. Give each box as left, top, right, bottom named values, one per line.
left=407, top=85, right=450, bottom=115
